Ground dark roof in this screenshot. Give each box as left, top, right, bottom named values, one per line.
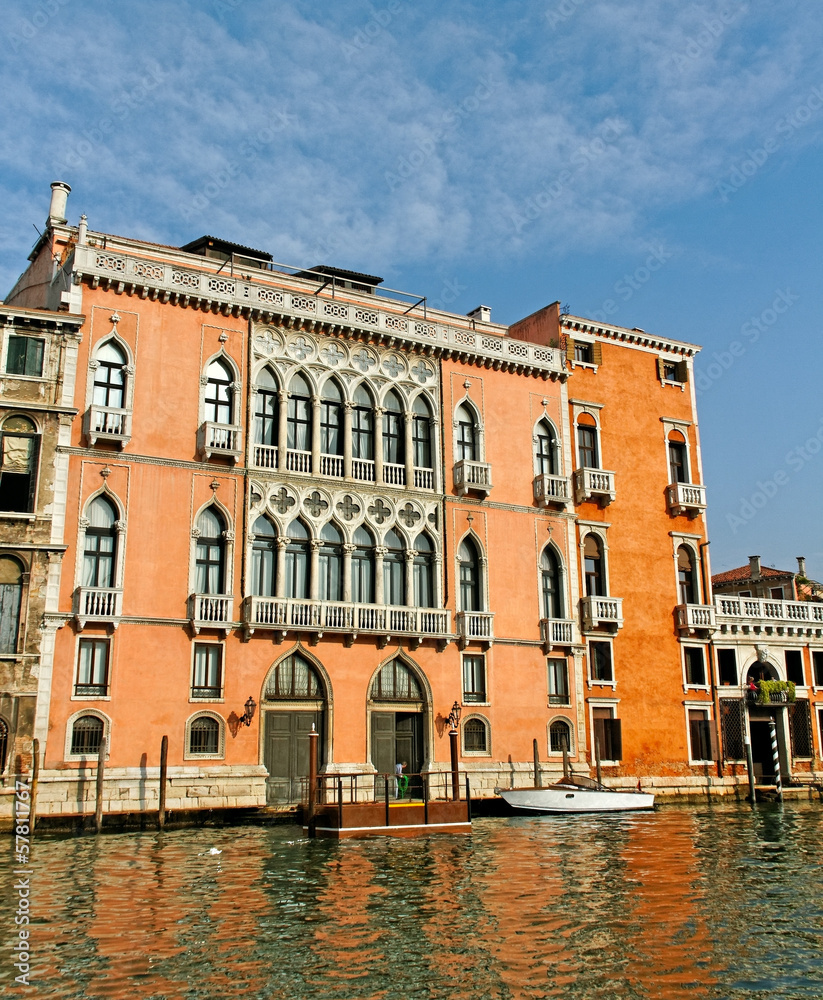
left=179, top=235, right=273, bottom=262
left=712, top=564, right=794, bottom=585
left=295, top=265, right=383, bottom=286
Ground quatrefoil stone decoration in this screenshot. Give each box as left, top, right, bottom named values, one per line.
left=368, top=499, right=392, bottom=524
left=410, top=361, right=433, bottom=384
left=352, top=348, right=375, bottom=372
left=398, top=503, right=421, bottom=528
left=382, top=354, right=404, bottom=378
left=304, top=490, right=329, bottom=517
left=289, top=336, right=313, bottom=361
left=321, top=343, right=346, bottom=367
left=272, top=487, right=296, bottom=515
left=336, top=495, right=361, bottom=521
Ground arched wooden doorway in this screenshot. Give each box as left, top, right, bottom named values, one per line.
left=369, top=657, right=427, bottom=797
left=262, top=651, right=328, bottom=804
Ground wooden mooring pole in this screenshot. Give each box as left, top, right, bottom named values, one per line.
left=533, top=738, right=541, bottom=788
left=769, top=720, right=782, bottom=802
left=595, top=735, right=603, bottom=786
left=95, top=739, right=106, bottom=834
left=158, top=735, right=168, bottom=830
left=30, top=738, right=40, bottom=836
left=744, top=734, right=756, bottom=805
left=307, top=724, right=318, bottom=838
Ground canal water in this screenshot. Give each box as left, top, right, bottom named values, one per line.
left=2, top=803, right=822, bottom=999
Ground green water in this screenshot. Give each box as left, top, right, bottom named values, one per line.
left=2, top=804, right=822, bottom=999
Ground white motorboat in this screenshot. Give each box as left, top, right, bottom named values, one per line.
left=497, top=775, right=655, bottom=814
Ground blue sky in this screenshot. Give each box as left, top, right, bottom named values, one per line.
left=3, top=0, right=822, bottom=579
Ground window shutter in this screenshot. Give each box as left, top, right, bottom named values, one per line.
left=591, top=341, right=602, bottom=366
left=565, top=337, right=575, bottom=362
left=657, top=357, right=667, bottom=380
left=675, top=360, right=689, bottom=383
left=707, top=722, right=719, bottom=762
left=604, top=717, right=622, bottom=760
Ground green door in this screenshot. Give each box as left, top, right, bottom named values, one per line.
left=371, top=711, right=423, bottom=797
left=264, top=710, right=323, bottom=804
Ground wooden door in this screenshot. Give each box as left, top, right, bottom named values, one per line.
left=264, top=710, right=323, bottom=804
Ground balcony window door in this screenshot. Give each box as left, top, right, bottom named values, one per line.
left=541, top=546, right=563, bottom=618
left=383, top=528, right=405, bottom=605
left=93, top=341, right=127, bottom=409
left=195, top=507, right=226, bottom=594
left=412, top=396, right=433, bottom=469
left=251, top=516, right=276, bottom=596
left=536, top=420, right=557, bottom=475
left=284, top=519, right=310, bottom=599
left=413, top=532, right=434, bottom=608
left=287, top=373, right=312, bottom=452
left=352, top=385, right=375, bottom=461
left=254, top=367, right=278, bottom=447
left=677, top=546, right=697, bottom=605
left=0, top=557, right=23, bottom=655
left=577, top=421, right=599, bottom=469
left=583, top=534, right=604, bottom=597
left=455, top=403, right=478, bottom=461
left=458, top=537, right=482, bottom=612
left=668, top=433, right=688, bottom=483
left=83, top=495, right=118, bottom=588
left=0, top=415, right=39, bottom=513
left=351, top=525, right=375, bottom=604
left=318, top=522, right=343, bottom=602
left=383, top=391, right=404, bottom=465
left=204, top=358, right=233, bottom=425
left=320, top=379, right=343, bottom=458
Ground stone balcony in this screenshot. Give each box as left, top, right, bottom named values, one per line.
left=453, top=460, right=492, bottom=497
left=198, top=422, right=243, bottom=463
left=540, top=618, right=576, bottom=649
left=455, top=611, right=495, bottom=648
left=74, top=587, right=123, bottom=629
left=573, top=467, right=616, bottom=507
left=715, top=596, right=823, bottom=637
left=243, top=596, right=451, bottom=648
left=580, top=595, right=624, bottom=632
left=675, top=603, right=716, bottom=636
left=189, top=594, right=235, bottom=635
left=533, top=474, right=572, bottom=508
left=666, top=482, right=707, bottom=518
left=84, top=405, right=132, bottom=448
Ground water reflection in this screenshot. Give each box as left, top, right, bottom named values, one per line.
left=2, top=805, right=822, bottom=999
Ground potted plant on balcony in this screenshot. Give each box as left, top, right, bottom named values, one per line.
left=756, top=679, right=796, bottom=705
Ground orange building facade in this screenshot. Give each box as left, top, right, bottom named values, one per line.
left=2, top=182, right=822, bottom=821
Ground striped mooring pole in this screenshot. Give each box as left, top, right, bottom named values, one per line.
left=768, top=719, right=782, bottom=802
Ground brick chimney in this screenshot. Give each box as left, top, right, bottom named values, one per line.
left=748, top=555, right=761, bottom=580
left=797, top=556, right=807, bottom=577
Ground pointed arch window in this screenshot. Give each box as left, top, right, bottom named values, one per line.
left=251, top=516, right=276, bottom=596
left=678, top=546, right=697, bottom=605
left=371, top=659, right=422, bottom=701
left=351, top=525, right=375, bottom=604
left=254, top=367, right=278, bottom=447
left=668, top=431, right=689, bottom=484
left=318, top=522, right=343, bottom=602
left=352, top=384, right=375, bottom=462
left=284, top=519, right=310, bottom=599
left=265, top=652, right=324, bottom=699
left=0, top=557, right=23, bottom=655
left=204, top=358, right=234, bottom=425
left=583, top=534, right=603, bottom=597
left=383, top=391, right=405, bottom=465
left=0, top=415, right=39, bottom=513
left=541, top=547, right=563, bottom=618
left=413, top=532, right=434, bottom=608
left=195, top=507, right=226, bottom=594
left=577, top=416, right=599, bottom=469
left=383, top=528, right=405, bottom=605
left=458, top=537, right=482, bottom=611
left=83, top=495, right=118, bottom=588
left=536, top=420, right=558, bottom=475
left=320, top=379, right=343, bottom=457
left=412, top=396, right=433, bottom=469
left=93, top=341, right=127, bottom=409
left=287, top=373, right=312, bottom=453
left=456, top=403, right=478, bottom=461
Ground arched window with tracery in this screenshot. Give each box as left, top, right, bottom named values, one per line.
left=351, top=525, right=375, bottom=604
left=383, top=528, right=405, bottom=605
left=204, top=358, right=234, bottom=426
left=541, top=546, right=563, bottom=619
left=287, top=372, right=312, bottom=467
left=678, top=545, right=697, bottom=605
left=413, top=532, right=434, bottom=608
left=265, top=653, right=325, bottom=699
left=458, top=536, right=482, bottom=611
left=320, top=379, right=343, bottom=471
left=412, top=396, right=433, bottom=471
left=83, top=495, right=118, bottom=589
left=383, top=390, right=405, bottom=467
left=284, top=519, right=310, bottom=599
left=351, top=384, right=375, bottom=479
left=455, top=402, right=478, bottom=461
left=195, top=507, right=226, bottom=595
left=318, top=522, right=343, bottom=602
left=254, top=367, right=278, bottom=466
left=371, top=658, right=423, bottom=701
left=251, top=516, right=276, bottom=597
left=94, top=341, right=127, bottom=410
left=536, top=419, right=558, bottom=475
